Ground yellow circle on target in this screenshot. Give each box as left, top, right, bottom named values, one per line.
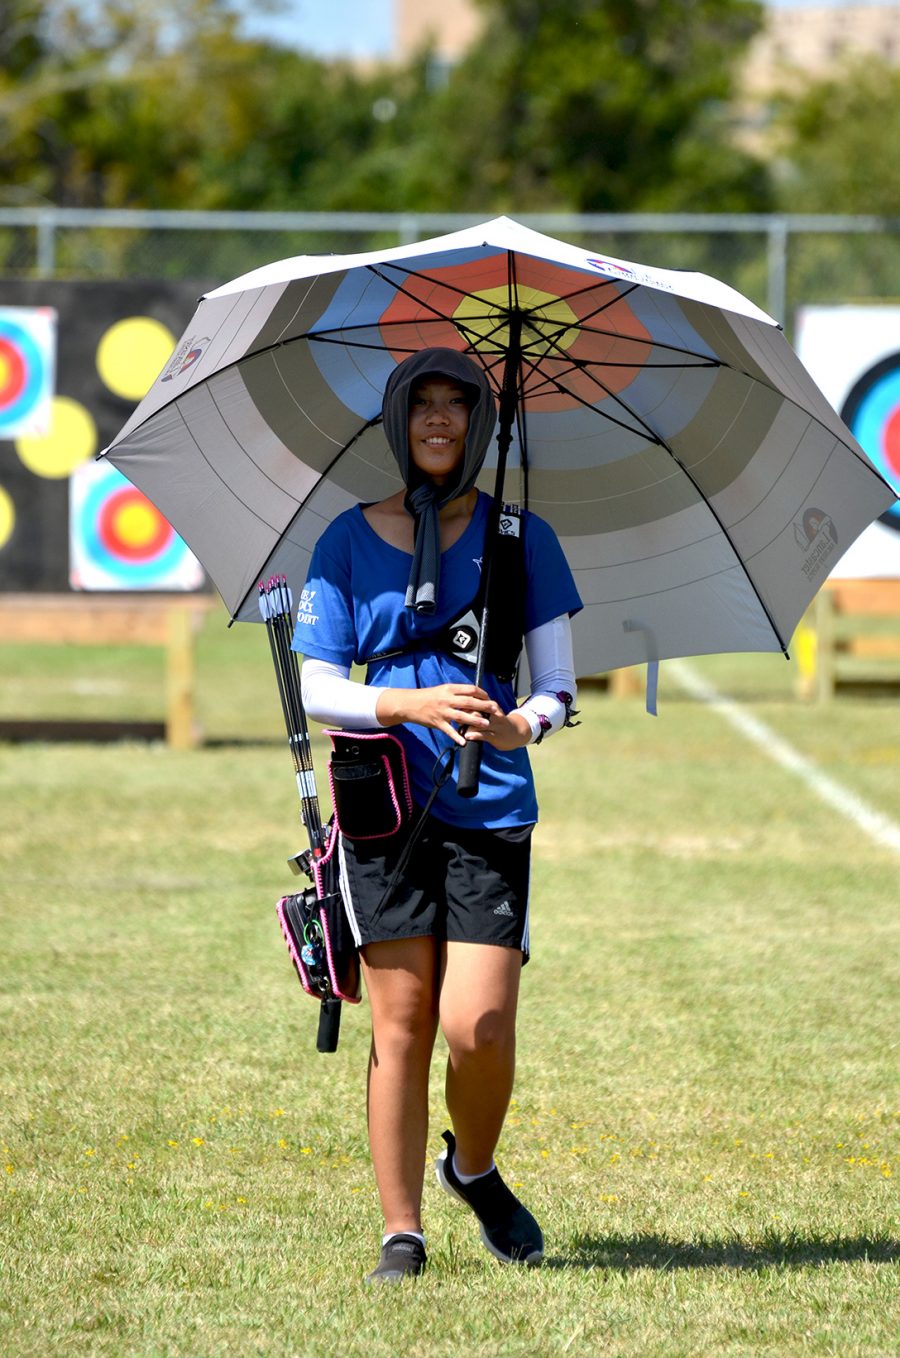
left=114, top=499, right=160, bottom=549
left=0, top=483, right=14, bottom=550
left=15, top=396, right=97, bottom=478
left=454, top=285, right=580, bottom=355
left=96, top=316, right=176, bottom=401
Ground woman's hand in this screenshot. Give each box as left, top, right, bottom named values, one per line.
left=375, top=683, right=530, bottom=750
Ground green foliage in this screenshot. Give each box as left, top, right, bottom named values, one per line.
left=1, top=0, right=773, bottom=216
left=2, top=0, right=897, bottom=224
left=772, top=56, right=900, bottom=216
left=386, top=0, right=773, bottom=213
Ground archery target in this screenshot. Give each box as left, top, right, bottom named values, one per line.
left=840, top=353, right=900, bottom=532
left=795, top=306, right=900, bottom=577
left=69, top=458, right=203, bottom=591
left=0, top=307, right=56, bottom=439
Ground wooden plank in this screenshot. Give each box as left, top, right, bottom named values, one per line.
left=837, top=636, right=900, bottom=659
left=0, top=719, right=166, bottom=742
left=0, top=593, right=217, bottom=749
left=165, top=607, right=199, bottom=750
left=824, top=579, right=900, bottom=616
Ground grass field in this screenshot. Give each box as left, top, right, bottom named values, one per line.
left=1, top=619, right=898, bottom=1357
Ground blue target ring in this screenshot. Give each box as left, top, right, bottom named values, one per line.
left=0, top=318, right=48, bottom=434
left=841, top=352, right=900, bottom=534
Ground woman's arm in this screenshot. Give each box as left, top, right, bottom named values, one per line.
left=301, top=658, right=383, bottom=728
left=301, top=612, right=576, bottom=748
left=301, top=658, right=497, bottom=746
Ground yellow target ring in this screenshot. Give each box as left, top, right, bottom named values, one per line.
left=453, top=286, right=580, bottom=355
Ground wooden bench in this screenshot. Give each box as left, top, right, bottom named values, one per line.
left=794, top=578, right=900, bottom=701
left=0, top=593, right=218, bottom=748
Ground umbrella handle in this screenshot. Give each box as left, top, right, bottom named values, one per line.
left=456, top=740, right=481, bottom=798
left=316, top=997, right=342, bottom=1053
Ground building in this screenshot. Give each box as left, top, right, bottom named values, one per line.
left=392, top=0, right=900, bottom=86
left=742, top=4, right=898, bottom=97
left=394, top=0, right=483, bottom=64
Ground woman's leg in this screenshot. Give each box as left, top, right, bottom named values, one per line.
left=361, top=935, right=441, bottom=1234
left=439, top=941, right=523, bottom=1175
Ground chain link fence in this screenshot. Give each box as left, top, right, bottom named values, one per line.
left=1, top=208, right=898, bottom=335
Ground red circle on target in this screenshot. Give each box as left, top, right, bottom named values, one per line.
left=0, top=338, right=27, bottom=406
left=884, top=405, right=900, bottom=480
left=97, top=487, right=173, bottom=561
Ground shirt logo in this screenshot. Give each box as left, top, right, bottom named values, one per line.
left=296, top=587, right=318, bottom=626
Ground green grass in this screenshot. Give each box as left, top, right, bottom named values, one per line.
left=1, top=632, right=898, bottom=1357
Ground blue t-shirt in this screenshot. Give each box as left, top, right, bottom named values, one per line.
left=293, top=492, right=582, bottom=829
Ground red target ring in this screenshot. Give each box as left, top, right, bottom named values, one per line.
left=884, top=405, right=900, bottom=482
left=0, top=337, right=27, bottom=406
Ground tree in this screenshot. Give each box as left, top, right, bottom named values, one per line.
left=1, top=0, right=775, bottom=219
left=0, top=0, right=396, bottom=212
left=772, top=56, right=900, bottom=216
left=377, top=0, right=773, bottom=214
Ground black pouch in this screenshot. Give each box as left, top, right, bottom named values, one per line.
left=325, top=730, right=414, bottom=841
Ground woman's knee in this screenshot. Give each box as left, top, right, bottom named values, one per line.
left=443, top=1005, right=516, bottom=1062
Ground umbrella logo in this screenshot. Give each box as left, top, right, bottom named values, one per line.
left=839, top=352, right=900, bottom=535
left=161, top=335, right=210, bottom=382
left=586, top=257, right=638, bottom=282
left=794, top=507, right=838, bottom=581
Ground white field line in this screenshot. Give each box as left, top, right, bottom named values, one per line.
left=668, top=660, right=900, bottom=856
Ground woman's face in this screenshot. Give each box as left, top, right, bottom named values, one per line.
left=407, top=378, right=471, bottom=486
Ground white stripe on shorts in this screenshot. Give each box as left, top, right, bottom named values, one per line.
left=337, top=834, right=363, bottom=948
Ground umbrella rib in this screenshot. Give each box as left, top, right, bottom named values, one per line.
left=500, top=330, right=789, bottom=653
left=229, top=413, right=384, bottom=623
left=308, top=326, right=714, bottom=373
left=541, top=364, right=790, bottom=653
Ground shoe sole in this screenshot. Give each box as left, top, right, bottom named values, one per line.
left=435, top=1150, right=543, bottom=1267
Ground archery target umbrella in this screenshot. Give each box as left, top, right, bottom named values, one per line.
left=102, top=217, right=897, bottom=679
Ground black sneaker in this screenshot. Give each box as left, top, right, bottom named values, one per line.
left=435, top=1130, right=543, bottom=1265
left=364, top=1233, right=427, bottom=1284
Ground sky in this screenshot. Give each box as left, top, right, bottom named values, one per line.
left=242, top=0, right=899, bottom=60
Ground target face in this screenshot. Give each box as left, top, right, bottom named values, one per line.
left=0, top=307, right=56, bottom=438
left=840, top=352, right=900, bottom=534
left=795, top=305, right=900, bottom=576
left=69, top=459, right=203, bottom=590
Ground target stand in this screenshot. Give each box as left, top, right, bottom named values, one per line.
left=794, top=578, right=900, bottom=702
left=0, top=593, right=217, bottom=747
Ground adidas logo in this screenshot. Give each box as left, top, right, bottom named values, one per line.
left=493, top=900, right=515, bottom=918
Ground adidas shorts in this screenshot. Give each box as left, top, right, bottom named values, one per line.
left=338, top=817, right=533, bottom=961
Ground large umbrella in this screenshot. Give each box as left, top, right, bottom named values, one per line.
left=102, top=216, right=897, bottom=684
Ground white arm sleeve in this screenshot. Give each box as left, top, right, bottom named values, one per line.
left=300, top=657, right=386, bottom=729
left=517, top=615, right=578, bottom=743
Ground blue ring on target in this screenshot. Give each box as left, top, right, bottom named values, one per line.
left=0, top=319, right=46, bottom=430
left=840, top=352, right=900, bottom=534
left=80, top=466, right=190, bottom=584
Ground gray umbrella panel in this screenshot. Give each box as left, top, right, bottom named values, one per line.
left=103, top=221, right=897, bottom=678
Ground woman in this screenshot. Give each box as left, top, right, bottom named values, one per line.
left=295, top=347, right=582, bottom=1283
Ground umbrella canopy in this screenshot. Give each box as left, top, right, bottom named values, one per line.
left=102, top=216, right=897, bottom=679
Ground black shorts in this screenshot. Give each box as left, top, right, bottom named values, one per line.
left=338, top=816, right=533, bottom=960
